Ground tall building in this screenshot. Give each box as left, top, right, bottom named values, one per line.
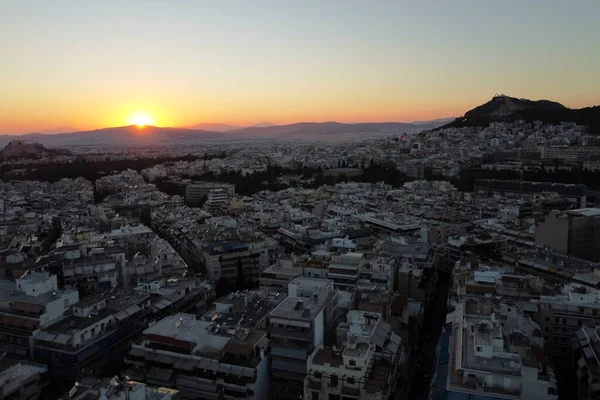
left=305, top=310, right=406, bottom=400
left=535, top=208, right=600, bottom=262
left=203, top=189, right=229, bottom=214
left=270, top=277, right=339, bottom=400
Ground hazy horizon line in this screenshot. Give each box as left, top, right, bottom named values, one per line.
left=1, top=117, right=457, bottom=136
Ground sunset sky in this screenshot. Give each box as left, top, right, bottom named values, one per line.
left=1, top=0, right=599, bottom=134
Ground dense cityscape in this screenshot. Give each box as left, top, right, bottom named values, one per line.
left=2, top=1, right=600, bottom=399
left=0, top=94, right=599, bottom=400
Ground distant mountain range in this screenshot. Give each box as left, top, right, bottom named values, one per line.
left=183, top=122, right=277, bottom=132
left=3, top=95, right=599, bottom=149
left=0, top=119, right=451, bottom=147
left=440, top=95, right=600, bottom=132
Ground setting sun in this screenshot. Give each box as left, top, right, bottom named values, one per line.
left=127, top=112, right=155, bottom=128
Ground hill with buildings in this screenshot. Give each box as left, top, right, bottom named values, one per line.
left=441, top=95, right=600, bottom=132
left=0, top=140, right=72, bottom=159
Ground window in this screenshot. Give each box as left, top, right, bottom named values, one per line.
left=594, top=310, right=598, bottom=316
left=545, top=317, right=550, bottom=322
left=476, top=346, right=482, bottom=352
left=507, top=308, right=512, bottom=312
left=330, top=375, right=338, bottom=387
left=349, top=359, right=356, bottom=366
left=64, top=298, right=69, bottom=307
left=347, top=377, right=355, bottom=385
left=312, top=392, right=319, bottom=400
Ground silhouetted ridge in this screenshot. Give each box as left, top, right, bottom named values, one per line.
left=439, top=95, right=600, bottom=133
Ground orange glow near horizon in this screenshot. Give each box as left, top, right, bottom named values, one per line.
left=126, top=111, right=156, bottom=128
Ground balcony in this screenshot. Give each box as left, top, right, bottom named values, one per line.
left=307, top=380, right=322, bottom=390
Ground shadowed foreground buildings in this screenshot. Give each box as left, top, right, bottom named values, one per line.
left=32, top=289, right=152, bottom=383
left=0, top=356, right=48, bottom=400
left=431, top=299, right=558, bottom=400
left=270, top=277, right=339, bottom=400
left=0, top=272, right=79, bottom=360
left=124, top=289, right=276, bottom=400
left=58, top=377, right=179, bottom=400
left=305, top=310, right=406, bottom=400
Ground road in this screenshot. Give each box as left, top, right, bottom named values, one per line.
left=405, top=271, right=451, bottom=400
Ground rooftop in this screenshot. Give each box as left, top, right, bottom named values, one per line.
left=312, top=347, right=343, bottom=367
left=566, top=208, right=600, bottom=217
left=461, top=315, right=522, bottom=377
left=143, top=313, right=266, bottom=358
left=272, top=296, right=324, bottom=321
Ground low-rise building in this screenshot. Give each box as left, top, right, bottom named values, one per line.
left=0, top=356, right=48, bottom=400
left=0, top=272, right=78, bottom=358
left=33, top=290, right=152, bottom=384
left=328, top=252, right=365, bottom=291
left=59, top=376, right=178, bottom=400
left=259, top=258, right=303, bottom=293
left=125, top=313, right=270, bottom=400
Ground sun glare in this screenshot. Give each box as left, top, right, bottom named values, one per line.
left=127, top=112, right=155, bottom=128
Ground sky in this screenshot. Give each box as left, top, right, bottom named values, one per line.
left=0, top=0, right=599, bottom=134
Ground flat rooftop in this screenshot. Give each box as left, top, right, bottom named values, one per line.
left=312, top=347, right=343, bottom=367
left=272, top=296, right=325, bottom=321
left=461, top=317, right=522, bottom=377
left=144, top=313, right=265, bottom=357
left=566, top=208, right=600, bottom=217
left=1, top=287, right=78, bottom=306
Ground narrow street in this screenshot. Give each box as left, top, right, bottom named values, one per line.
left=405, top=271, right=451, bottom=400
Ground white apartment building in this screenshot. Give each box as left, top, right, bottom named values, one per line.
left=439, top=301, right=558, bottom=400
left=204, top=189, right=229, bottom=214
left=305, top=310, right=405, bottom=400
left=0, top=272, right=79, bottom=358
